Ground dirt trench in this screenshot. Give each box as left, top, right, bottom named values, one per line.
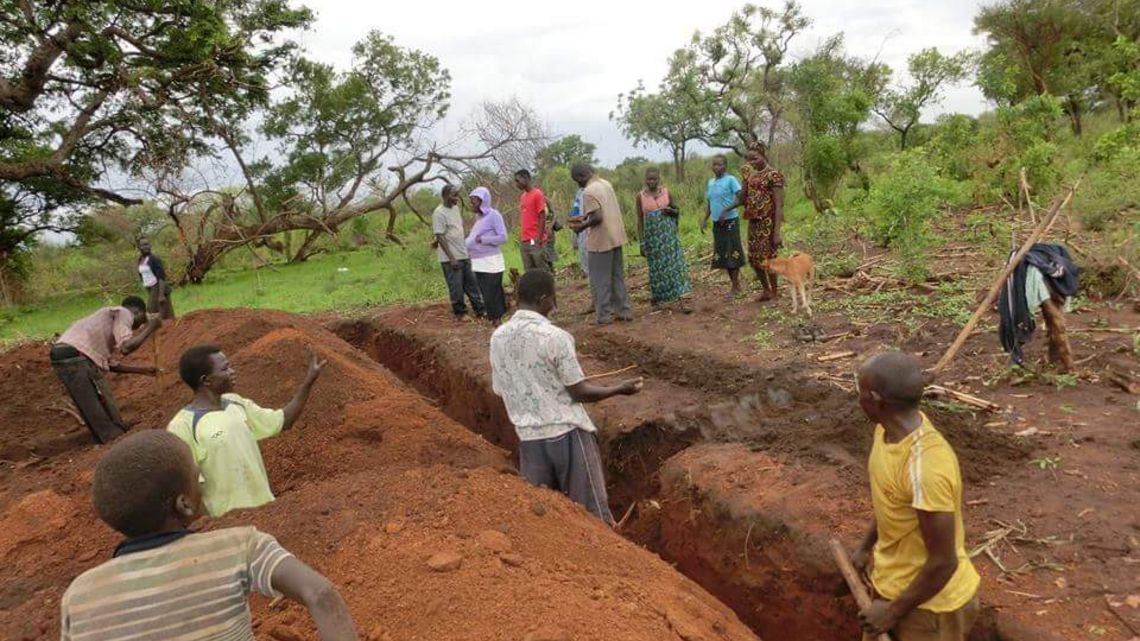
left=330, top=318, right=1015, bottom=641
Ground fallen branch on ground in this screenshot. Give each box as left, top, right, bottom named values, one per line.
left=820, top=331, right=852, bottom=342
left=817, top=351, right=857, bottom=362
left=1108, top=371, right=1140, bottom=395
left=1105, top=595, right=1140, bottom=637
left=46, top=404, right=84, bottom=427
left=1069, top=327, right=1139, bottom=334
left=925, top=385, right=1002, bottom=412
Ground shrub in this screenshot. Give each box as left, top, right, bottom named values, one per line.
left=866, top=152, right=960, bottom=282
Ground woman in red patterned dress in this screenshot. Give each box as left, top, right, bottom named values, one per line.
left=720, top=142, right=785, bottom=301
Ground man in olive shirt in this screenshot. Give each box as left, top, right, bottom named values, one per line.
left=568, top=163, right=632, bottom=325
left=433, top=185, right=485, bottom=320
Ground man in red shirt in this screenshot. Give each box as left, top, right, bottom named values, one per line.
left=515, top=169, right=553, bottom=272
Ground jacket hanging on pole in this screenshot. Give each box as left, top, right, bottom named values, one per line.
left=997, top=243, right=1080, bottom=365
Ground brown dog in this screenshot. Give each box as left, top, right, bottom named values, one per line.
left=762, top=252, right=815, bottom=316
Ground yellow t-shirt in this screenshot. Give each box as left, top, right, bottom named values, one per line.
left=167, top=394, right=285, bottom=518
left=868, top=414, right=980, bottom=612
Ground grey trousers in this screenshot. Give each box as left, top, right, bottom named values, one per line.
left=587, top=247, right=632, bottom=324
left=519, top=429, right=614, bottom=525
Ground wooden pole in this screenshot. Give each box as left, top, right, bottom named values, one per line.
left=829, top=538, right=891, bottom=641
left=582, top=364, right=638, bottom=382
left=152, top=322, right=161, bottom=381
left=930, top=179, right=1081, bottom=376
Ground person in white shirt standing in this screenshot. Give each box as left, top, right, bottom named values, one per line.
left=138, top=237, right=175, bottom=319
left=490, top=270, right=643, bottom=525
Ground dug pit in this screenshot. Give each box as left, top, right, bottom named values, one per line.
left=331, top=318, right=1027, bottom=641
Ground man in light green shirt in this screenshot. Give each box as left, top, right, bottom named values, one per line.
left=167, top=344, right=326, bottom=517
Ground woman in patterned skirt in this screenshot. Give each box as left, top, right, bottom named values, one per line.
left=636, top=167, right=691, bottom=310
left=728, top=142, right=785, bottom=302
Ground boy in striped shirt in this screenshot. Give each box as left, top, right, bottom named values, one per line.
left=60, top=430, right=358, bottom=641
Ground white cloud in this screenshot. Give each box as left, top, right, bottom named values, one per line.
left=298, top=0, right=991, bottom=164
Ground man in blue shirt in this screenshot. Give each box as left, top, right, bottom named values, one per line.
left=701, top=154, right=744, bottom=298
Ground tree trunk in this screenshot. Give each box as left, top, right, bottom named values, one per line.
left=182, top=243, right=229, bottom=285
left=673, top=145, right=686, bottom=182
left=1116, top=96, right=1127, bottom=123
left=802, top=175, right=825, bottom=214
left=290, top=230, right=324, bottom=263
left=1065, top=97, right=1083, bottom=137
left=899, top=126, right=909, bottom=151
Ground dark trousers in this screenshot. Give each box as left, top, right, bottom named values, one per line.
left=587, top=248, right=632, bottom=324
left=49, top=345, right=125, bottom=443
left=521, top=242, right=553, bottom=272
left=441, top=260, right=486, bottom=318
left=146, top=284, right=175, bottom=319
left=518, top=429, right=614, bottom=525
left=475, top=271, right=506, bottom=322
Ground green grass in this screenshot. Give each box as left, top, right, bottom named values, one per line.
left=0, top=225, right=620, bottom=345
left=0, top=244, right=452, bottom=344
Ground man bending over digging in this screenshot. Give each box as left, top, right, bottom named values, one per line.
left=51, top=296, right=162, bottom=443
left=61, top=430, right=358, bottom=641
left=850, top=352, right=981, bottom=641
left=490, top=269, right=643, bottom=525
left=167, top=345, right=326, bottom=517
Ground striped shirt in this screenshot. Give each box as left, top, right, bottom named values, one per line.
left=60, top=527, right=292, bottom=641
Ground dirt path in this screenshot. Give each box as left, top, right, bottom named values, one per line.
left=346, top=261, right=1140, bottom=641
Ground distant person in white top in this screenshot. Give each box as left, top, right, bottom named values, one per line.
left=137, top=237, right=175, bottom=319
left=432, top=185, right=486, bottom=321
left=490, top=270, right=643, bottom=525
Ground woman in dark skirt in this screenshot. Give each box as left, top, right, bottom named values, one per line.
left=701, top=154, right=745, bottom=299
left=137, top=237, right=175, bottom=319
left=466, top=187, right=508, bottom=324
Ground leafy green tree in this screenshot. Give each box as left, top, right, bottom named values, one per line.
left=166, top=30, right=508, bottom=282
left=872, top=48, right=973, bottom=150
left=536, top=135, right=598, bottom=171
left=787, top=35, right=879, bottom=212
left=0, top=0, right=311, bottom=281
left=686, top=0, right=810, bottom=151
left=613, top=52, right=711, bottom=181
left=974, top=0, right=1106, bottom=135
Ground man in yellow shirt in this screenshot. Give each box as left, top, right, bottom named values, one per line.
left=851, top=352, right=981, bottom=641
left=167, top=344, right=326, bottom=517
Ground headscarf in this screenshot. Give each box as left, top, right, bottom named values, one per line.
left=468, top=186, right=500, bottom=218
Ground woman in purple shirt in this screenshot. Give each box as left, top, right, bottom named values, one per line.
left=466, top=186, right=509, bottom=324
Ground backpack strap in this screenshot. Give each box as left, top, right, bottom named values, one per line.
left=188, top=399, right=235, bottom=443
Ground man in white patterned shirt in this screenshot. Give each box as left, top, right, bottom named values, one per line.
left=490, top=270, right=643, bottom=525
left=60, top=430, right=358, bottom=641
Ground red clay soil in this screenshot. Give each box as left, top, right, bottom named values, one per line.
left=0, top=309, right=759, bottom=641
left=361, top=260, right=1140, bottom=641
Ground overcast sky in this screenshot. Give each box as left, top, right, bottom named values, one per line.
left=294, top=0, right=992, bottom=165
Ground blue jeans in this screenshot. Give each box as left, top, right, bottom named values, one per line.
left=441, top=259, right=485, bottom=317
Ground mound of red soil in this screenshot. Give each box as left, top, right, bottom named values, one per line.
left=0, top=309, right=758, bottom=641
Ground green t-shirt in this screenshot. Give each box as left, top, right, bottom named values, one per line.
left=167, top=394, right=285, bottom=517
